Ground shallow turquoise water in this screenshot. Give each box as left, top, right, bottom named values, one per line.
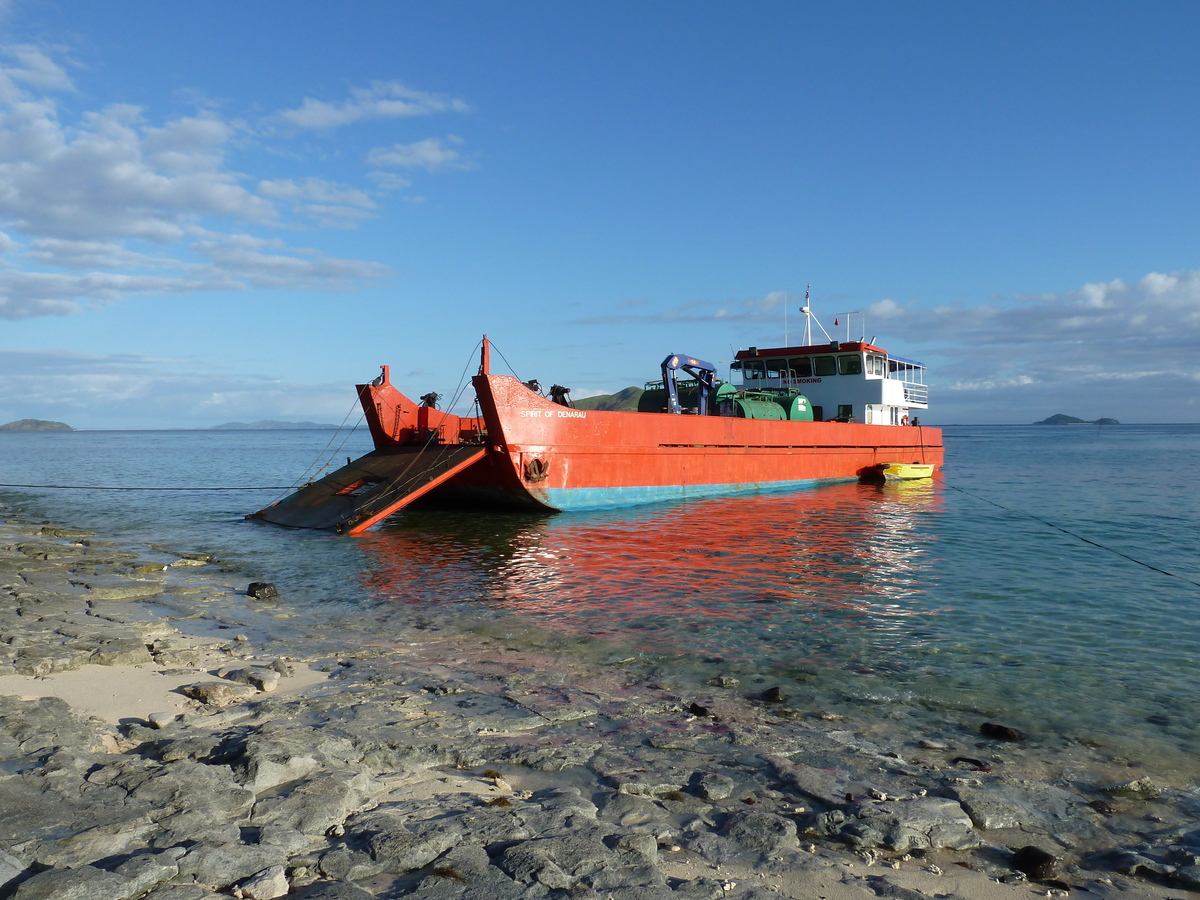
left=3, top=423, right=1198, bottom=762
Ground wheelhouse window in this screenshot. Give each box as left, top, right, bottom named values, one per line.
left=838, top=354, right=862, bottom=375
left=741, top=359, right=766, bottom=380
left=766, top=358, right=786, bottom=378
left=888, top=358, right=927, bottom=384
left=814, top=356, right=837, bottom=376
left=790, top=357, right=812, bottom=377
left=866, top=354, right=886, bottom=376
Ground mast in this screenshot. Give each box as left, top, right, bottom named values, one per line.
left=800, top=284, right=812, bottom=346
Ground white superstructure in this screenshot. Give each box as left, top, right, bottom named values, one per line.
left=730, top=340, right=928, bottom=425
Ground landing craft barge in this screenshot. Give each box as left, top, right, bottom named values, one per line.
left=251, top=332, right=943, bottom=534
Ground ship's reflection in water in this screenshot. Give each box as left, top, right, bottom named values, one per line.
left=358, top=480, right=946, bottom=680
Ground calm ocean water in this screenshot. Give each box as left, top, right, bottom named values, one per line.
left=3, top=424, right=1199, bottom=767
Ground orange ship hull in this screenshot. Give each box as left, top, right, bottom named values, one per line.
left=467, top=372, right=942, bottom=511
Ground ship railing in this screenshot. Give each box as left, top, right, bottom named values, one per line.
left=903, top=383, right=929, bottom=405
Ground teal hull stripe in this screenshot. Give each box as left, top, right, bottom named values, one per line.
left=539, top=476, right=856, bottom=511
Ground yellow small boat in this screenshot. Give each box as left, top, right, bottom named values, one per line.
left=870, top=461, right=935, bottom=481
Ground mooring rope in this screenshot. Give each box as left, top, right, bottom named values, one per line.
left=948, top=483, right=1200, bottom=589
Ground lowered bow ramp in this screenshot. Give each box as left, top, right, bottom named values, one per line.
left=250, top=445, right=486, bottom=534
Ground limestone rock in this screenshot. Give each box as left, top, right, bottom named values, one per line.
left=86, top=580, right=164, bottom=601
left=1101, top=776, right=1163, bottom=799
left=696, top=772, right=736, bottom=802
left=180, top=681, right=260, bottom=706
left=0, top=850, right=28, bottom=893
left=837, top=797, right=980, bottom=852
left=176, top=843, right=287, bottom=889
left=724, top=808, right=800, bottom=855
left=949, top=781, right=1077, bottom=831
left=239, top=865, right=290, bottom=899
left=366, top=818, right=462, bottom=873
left=114, top=852, right=183, bottom=894
left=11, top=864, right=135, bottom=900
left=92, top=638, right=153, bottom=666
left=251, top=772, right=378, bottom=835
left=219, top=666, right=281, bottom=692
left=236, top=738, right=320, bottom=794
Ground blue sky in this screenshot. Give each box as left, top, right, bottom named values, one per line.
left=1, top=0, right=1197, bottom=426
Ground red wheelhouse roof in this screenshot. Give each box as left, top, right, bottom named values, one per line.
left=734, top=340, right=888, bottom=360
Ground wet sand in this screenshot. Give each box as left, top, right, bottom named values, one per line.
left=1, top=509, right=1198, bottom=900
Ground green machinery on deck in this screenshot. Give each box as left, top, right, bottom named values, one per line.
left=638, top=382, right=813, bottom=421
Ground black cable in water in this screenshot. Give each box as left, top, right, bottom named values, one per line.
left=948, top=483, right=1200, bottom=589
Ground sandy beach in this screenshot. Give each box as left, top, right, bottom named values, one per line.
left=1, top=509, right=1198, bottom=900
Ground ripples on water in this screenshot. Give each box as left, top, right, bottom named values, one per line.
left=2, top=424, right=1199, bottom=766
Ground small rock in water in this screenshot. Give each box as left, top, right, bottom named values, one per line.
left=980, top=722, right=1026, bottom=741
left=1100, top=776, right=1162, bottom=799
left=708, top=674, right=739, bottom=687
left=247, top=582, right=278, bottom=600
left=1011, top=845, right=1057, bottom=880
left=761, top=686, right=786, bottom=703
left=687, top=702, right=713, bottom=718
left=697, top=773, right=736, bottom=801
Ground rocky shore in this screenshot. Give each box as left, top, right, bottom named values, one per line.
left=1, top=510, right=1199, bottom=900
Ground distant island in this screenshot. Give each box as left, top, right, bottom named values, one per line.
left=1034, top=414, right=1120, bottom=426
left=0, top=419, right=75, bottom=432
left=210, top=420, right=339, bottom=430
left=572, top=386, right=644, bottom=411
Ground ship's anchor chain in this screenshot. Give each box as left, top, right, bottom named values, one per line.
left=524, top=458, right=550, bottom=483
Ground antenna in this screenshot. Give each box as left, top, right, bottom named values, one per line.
left=800, top=284, right=812, bottom=345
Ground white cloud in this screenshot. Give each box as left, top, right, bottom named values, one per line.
left=257, top=177, right=374, bottom=208
left=0, top=348, right=359, bottom=429
left=257, top=177, right=377, bottom=225
left=0, top=44, right=74, bottom=102
left=868, top=298, right=903, bottom=319
left=884, top=270, right=1200, bottom=349
left=276, top=81, right=470, bottom=131
left=0, top=47, right=454, bottom=319
left=25, top=238, right=180, bottom=270
left=0, top=101, right=274, bottom=241
left=367, top=135, right=472, bottom=171
left=190, top=233, right=390, bottom=291
left=366, top=171, right=412, bottom=191
left=878, top=270, right=1200, bottom=423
